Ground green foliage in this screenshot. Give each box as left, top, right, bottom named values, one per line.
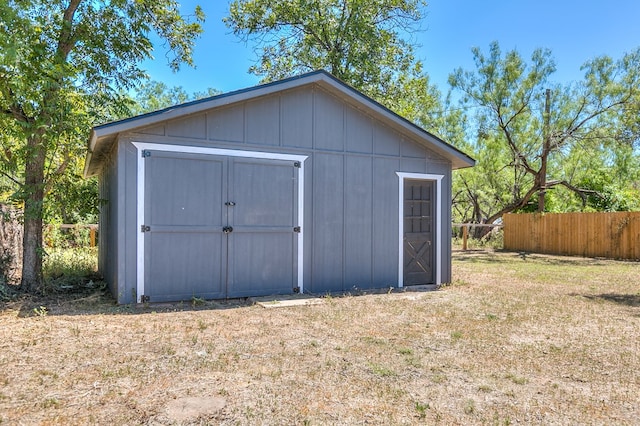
left=43, top=246, right=98, bottom=289
left=45, top=162, right=99, bottom=224
left=129, top=80, right=222, bottom=115
left=449, top=42, right=640, bottom=224
left=0, top=0, right=205, bottom=291
left=452, top=229, right=504, bottom=251
left=44, top=225, right=94, bottom=249
left=130, top=81, right=191, bottom=116
left=40, top=79, right=221, bottom=224
left=414, top=401, right=429, bottom=419
left=224, top=0, right=432, bottom=109
left=32, top=305, right=48, bottom=317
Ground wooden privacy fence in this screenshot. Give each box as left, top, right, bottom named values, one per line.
left=504, top=212, right=640, bottom=260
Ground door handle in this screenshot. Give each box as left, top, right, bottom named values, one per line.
left=222, top=226, right=233, bottom=234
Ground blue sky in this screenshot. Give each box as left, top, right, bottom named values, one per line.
left=142, top=0, right=640, bottom=95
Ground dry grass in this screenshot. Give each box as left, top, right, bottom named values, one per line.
left=1, top=250, right=639, bottom=425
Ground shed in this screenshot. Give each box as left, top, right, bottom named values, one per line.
left=84, top=70, right=475, bottom=304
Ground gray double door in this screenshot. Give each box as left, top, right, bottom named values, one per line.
left=143, top=150, right=299, bottom=302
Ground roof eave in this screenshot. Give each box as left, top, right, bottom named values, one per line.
left=85, top=70, right=475, bottom=173
left=83, top=129, right=98, bottom=178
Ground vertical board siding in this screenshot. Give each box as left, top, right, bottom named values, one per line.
left=400, top=138, right=427, bottom=159
left=207, top=104, right=244, bottom=142
left=373, top=157, right=401, bottom=286
left=313, top=89, right=345, bottom=151
left=245, top=96, right=280, bottom=145
left=374, top=124, right=400, bottom=156
left=312, top=153, right=345, bottom=291
left=281, top=90, right=313, bottom=148
left=138, top=124, right=165, bottom=136
left=344, top=156, right=374, bottom=289
left=345, top=107, right=373, bottom=154
left=98, top=148, right=117, bottom=296
left=166, top=114, right=206, bottom=139
left=400, top=157, right=427, bottom=174
left=504, top=212, right=640, bottom=260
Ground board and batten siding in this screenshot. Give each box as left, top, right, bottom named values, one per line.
left=97, top=143, right=119, bottom=299
left=103, top=83, right=451, bottom=302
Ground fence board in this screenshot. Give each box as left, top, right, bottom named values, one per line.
left=504, top=212, right=640, bottom=260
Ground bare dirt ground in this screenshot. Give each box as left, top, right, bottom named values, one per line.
left=1, top=250, right=639, bottom=425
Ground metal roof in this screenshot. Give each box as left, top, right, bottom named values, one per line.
left=84, top=70, right=475, bottom=177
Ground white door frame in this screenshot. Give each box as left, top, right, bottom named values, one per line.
left=132, top=142, right=308, bottom=303
left=396, top=172, right=443, bottom=288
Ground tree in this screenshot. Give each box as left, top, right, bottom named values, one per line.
left=129, top=80, right=222, bottom=116
left=0, top=1, right=205, bottom=292
left=43, top=81, right=222, bottom=226
left=224, top=0, right=429, bottom=105
left=449, top=42, right=640, bottom=227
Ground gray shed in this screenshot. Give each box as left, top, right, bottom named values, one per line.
left=84, top=70, right=474, bottom=304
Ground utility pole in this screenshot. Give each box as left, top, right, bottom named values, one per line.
left=538, top=88, right=551, bottom=213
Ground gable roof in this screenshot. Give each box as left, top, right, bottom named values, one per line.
left=84, top=70, right=474, bottom=177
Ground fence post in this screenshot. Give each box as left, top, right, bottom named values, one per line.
left=90, top=227, right=96, bottom=248
left=462, top=225, right=468, bottom=251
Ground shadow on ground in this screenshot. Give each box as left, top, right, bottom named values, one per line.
left=1, top=285, right=256, bottom=318
left=2, top=282, right=439, bottom=318
left=581, top=293, right=640, bottom=307
left=453, top=249, right=613, bottom=267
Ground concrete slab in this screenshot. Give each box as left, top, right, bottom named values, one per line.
left=165, top=396, right=226, bottom=421
left=254, top=296, right=325, bottom=309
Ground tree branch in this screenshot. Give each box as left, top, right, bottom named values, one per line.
left=57, top=0, right=83, bottom=60
left=485, top=184, right=539, bottom=225
left=0, top=170, right=23, bottom=188
left=497, top=113, right=538, bottom=175
left=546, top=179, right=603, bottom=207
left=44, top=157, right=71, bottom=195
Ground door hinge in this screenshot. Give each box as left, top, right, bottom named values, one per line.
left=140, top=295, right=150, bottom=303
left=141, top=150, right=151, bottom=158
left=141, top=225, right=150, bottom=232
left=293, top=226, right=301, bottom=233
left=293, top=161, right=301, bottom=168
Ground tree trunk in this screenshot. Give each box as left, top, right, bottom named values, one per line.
left=21, top=134, right=46, bottom=293
left=538, top=88, right=551, bottom=213
left=0, top=204, right=23, bottom=284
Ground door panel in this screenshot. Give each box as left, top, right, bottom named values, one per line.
left=148, top=154, right=224, bottom=226
left=230, top=159, right=296, bottom=227
left=147, top=233, right=225, bottom=301
left=227, top=158, right=298, bottom=297
left=144, top=152, right=227, bottom=301
left=403, top=179, right=435, bottom=285
left=228, top=232, right=295, bottom=297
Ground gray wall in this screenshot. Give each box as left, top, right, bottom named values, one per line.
left=101, top=83, right=452, bottom=303
left=98, top=145, right=118, bottom=298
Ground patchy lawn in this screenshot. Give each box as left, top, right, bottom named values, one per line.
left=1, top=250, right=638, bottom=425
